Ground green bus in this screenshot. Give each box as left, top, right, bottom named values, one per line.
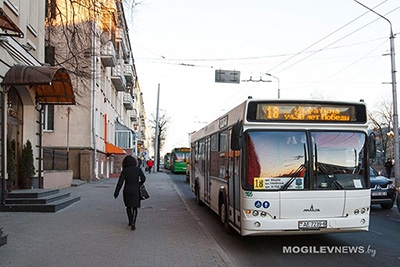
left=164, top=153, right=171, bottom=170
left=170, top=147, right=190, bottom=173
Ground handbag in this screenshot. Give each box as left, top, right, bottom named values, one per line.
left=140, top=185, right=150, bottom=200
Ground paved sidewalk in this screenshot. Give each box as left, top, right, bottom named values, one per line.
left=0, top=171, right=236, bottom=267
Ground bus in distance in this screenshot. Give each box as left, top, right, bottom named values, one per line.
left=170, top=147, right=190, bottom=174
left=190, top=99, right=372, bottom=236
left=164, top=153, right=171, bottom=170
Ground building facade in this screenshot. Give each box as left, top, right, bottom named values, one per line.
left=0, top=0, right=77, bottom=202
left=44, top=0, right=148, bottom=180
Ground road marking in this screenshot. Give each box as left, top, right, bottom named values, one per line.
left=368, top=229, right=383, bottom=235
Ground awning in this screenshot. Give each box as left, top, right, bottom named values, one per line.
left=1, top=65, right=76, bottom=105
left=106, top=143, right=126, bottom=155
left=0, top=7, right=24, bottom=37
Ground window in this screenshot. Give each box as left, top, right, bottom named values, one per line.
left=245, top=131, right=308, bottom=190
left=43, top=105, right=54, bottom=131
left=116, top=130, right=131, bottom=148
left=211, top=133, right=218, bottom=151
left=243, top=130, right=367, bottom=191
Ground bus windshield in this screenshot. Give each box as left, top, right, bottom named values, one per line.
left=174, top=152, right=189, bottom=162
left=245, top=130, right=367, bottom=191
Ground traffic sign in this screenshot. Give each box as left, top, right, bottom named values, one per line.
left=215, top=69, right=240, bottom=84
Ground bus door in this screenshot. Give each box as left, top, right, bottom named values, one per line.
left=204, top=137, right=211, bottom=204
left=228, top=129, right=241, bottom=228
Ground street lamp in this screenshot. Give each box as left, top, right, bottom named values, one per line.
left=355, top=0, right=399, bottom=188
left=265, top=73, right=280, bottom=99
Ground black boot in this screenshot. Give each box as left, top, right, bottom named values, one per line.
left=131, top=208, right=138, bottom=230
left=126, top=207, right=133, bottom=226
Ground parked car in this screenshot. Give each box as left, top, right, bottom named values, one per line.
left=369, top=166, right=396, bottom=209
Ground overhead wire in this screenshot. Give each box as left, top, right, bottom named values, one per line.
left=268, top=1, right=398, bottom=75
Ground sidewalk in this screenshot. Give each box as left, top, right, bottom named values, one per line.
left=0, top=171, right=236, bottom=267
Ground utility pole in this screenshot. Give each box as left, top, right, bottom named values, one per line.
left=154, top=83, right=160, bottom=173
left=354, top=0, right=399, bottom=187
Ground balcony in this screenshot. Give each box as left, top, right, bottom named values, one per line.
left=111, top=64, right=127, bottom=91
left=124, top=64, right=134, bottom=82
left=129, top=109, right=138, bottom=121
left=123, top=93, right=134, bottom=110
left=100, top=42, right=116, bottom=67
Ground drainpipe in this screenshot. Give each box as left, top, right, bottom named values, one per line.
left=91, top=3, right=98, bottom=181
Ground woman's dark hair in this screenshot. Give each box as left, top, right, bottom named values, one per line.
left=122, top=155, right=137, bottom=168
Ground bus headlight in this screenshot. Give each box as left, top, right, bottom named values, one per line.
left=252, top=210, right=259, bottom=216
left=254, top=221, right=261, bottom=228
left=260, top=211, right=267, bottom=217
left=360, top=207, right=366, bottom=214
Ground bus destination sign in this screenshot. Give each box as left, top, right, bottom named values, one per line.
left=247, top=102, right=367, bottom=123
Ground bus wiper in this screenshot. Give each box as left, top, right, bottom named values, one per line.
left=326, top=174, right=344, bottom=190
left=280, top=164, right=305, bottom=191
left=281, top=144, right=308, bottom=191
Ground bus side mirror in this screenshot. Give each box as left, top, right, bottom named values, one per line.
left=231, top=120, right=243, bottom=151
left=369, top=133, right=376, bottom=159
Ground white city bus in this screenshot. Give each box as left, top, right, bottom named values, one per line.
left=190, top=99, right=372, bottom=236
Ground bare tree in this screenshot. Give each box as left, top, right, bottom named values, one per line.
left=45, top=0, right=141, bottom=105
left=368, top=97, right=393, bottom=164
left=148, top=112, right=170, bottom=171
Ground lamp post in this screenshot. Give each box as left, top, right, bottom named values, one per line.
left=265, top=73, right=280, bottom=99
left=154, top=83, right=160, bottom=173
left=355, top=0, right=399, bottom=188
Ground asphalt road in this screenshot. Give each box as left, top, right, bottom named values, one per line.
left=167, top=170, right=400, bottom=267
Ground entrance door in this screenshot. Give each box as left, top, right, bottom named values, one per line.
left=204, top=137, right=211, bottom=204
left=7, top=88, right=23, bottom=189
left=228, top=129, right=241, bottom=228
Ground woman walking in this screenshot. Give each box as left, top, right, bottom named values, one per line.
left=114, top=156, right=146, bottom=230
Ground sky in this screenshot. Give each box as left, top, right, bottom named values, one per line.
left=127, top=0, right=400, bottom=156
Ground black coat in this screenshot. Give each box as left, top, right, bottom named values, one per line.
left=114, top=166, right=146, bottom=207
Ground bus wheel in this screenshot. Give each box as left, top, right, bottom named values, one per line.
left=219, top=199, right=234, bottom=234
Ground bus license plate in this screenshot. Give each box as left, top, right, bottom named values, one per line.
left=298, top=220, right=327, bottom=229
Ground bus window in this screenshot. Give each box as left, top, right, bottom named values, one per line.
left=245, top=131, right=308, bottom=190
left=312, top=131, right=367, bottom=189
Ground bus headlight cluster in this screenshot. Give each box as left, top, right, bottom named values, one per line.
left=245, top=209, right=267, bottom=218
left=354, top=206, right=369, bottom=215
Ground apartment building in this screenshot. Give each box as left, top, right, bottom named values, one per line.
left=44, top=0, right=148, bottom=180
left=0, top=0, right=80, bottom=203
left=0, top=0, right=148, bottom=206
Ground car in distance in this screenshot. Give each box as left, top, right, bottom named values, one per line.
left=369, top=166, right=396, bottom=209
